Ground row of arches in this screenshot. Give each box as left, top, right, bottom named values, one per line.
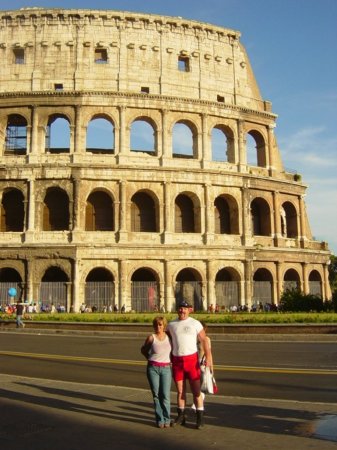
left=3, top=112, right=268, bottom=166
left=0, top=186, right=299, bottom=238
left=0, top=265, right=324, bottom=313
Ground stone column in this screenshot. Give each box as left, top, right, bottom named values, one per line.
left=267, top=124, right=275, bottom=171
left=273, top=191, right=281, bottom=246
left=117, top=106, right=127, bottom=163
left=302, top=263, right=309, bottom=295
left=237, top=119, right=246, bottom=170
left=118, top=180, right=127, bottom=241
left=29, top=106, right=38, bottom=160
left=203, top=183, right=213, bottom=244
left=275, top=261, right=282, bottom=305
left=74, top=105, right=83, bottom=154
left=72, top=258, right=81, bottom=312
left=201, top=113, right=210, bottom=167
left=163, top=182, right=172, bottom=243
left=164, top=259, right=173, bottom=312
left=298, top=195, right=307, bottom=247
left=244, top=259, right=253, bottom=309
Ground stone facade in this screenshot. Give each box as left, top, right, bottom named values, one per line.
left=0, top=8, right=331, bottom=312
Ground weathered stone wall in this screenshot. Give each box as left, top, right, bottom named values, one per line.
left=0, top=8, right=331, bottom=312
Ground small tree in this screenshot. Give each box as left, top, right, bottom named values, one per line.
left=280, top=289, right=324, bottom=312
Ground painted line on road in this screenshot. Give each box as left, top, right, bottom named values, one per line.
left=1, top=350, right=337, bottom=375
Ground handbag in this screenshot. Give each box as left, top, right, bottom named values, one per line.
left=200, top=364, right=217, bottom=394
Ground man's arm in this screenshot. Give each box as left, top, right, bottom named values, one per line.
left=198, top=329, right=213, bottom=370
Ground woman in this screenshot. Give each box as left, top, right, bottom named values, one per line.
left=141, top=316, right=172, bottom=428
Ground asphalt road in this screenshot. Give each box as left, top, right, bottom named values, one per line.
left=1, top=331, right=337, bottom=403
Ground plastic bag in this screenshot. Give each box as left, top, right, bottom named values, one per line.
left=200, top=365, right=217, bottom=394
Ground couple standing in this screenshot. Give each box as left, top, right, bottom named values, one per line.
left=141, top=300, right=213, bottom=429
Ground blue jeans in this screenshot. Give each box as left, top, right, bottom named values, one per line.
left=147, top=363, right=172, bottom=426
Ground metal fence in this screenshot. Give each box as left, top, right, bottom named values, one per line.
left=215, top=281, right=239, bottom=310
left=85, top=282, right=115, bottom=311
left=309, top=281, right=322, bottom=297
left=174, top=281, right=203, bottom=311
left=0, top=282, right=24, bottom=307
left=39, top=282, right=67, bottom=310
left=252, top=281, right=273, bottom=304
left=131, top=281, right=159, bottom=312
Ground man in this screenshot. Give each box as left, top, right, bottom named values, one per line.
left=15, top=300, right=25, bottom=328
left=167, top=299, right=212, bottom=429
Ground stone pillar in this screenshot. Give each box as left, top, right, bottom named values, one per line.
left=160, top=109, right=169, bottom=163
left=241, top=184, right=252, bottom=246
left=275, top=261, right=282, bottom=305
left=201, top=113, right=210, bottom=167
left=302, top=263, right=309, bottom=295
left=72, top=176, right=80, bottom=231
left=24, top=177, right=36, bottom=242
left=117, top=106, right=127, bottom=162
left=72, top=258, right=81, bottom=312
left=203, top=183, right=213, bottom=244
left=244, top=259, right=253, bottom=308
left=299, top=195, right=307, bottom=247
left=206, top=260, right=215, bottom=309
left=267, top=124, right=275, bottom=170
left=164, top=259, right=173, bottom=312
left=29, top=106, right=38, bottom=159
left=118, top=180, right=127, bottom=241
left=273, top=191, right=281, bottom=246
left=163, top=182, right=172, bottom=243
left=74, top=105, right=83, bottom=154
left=119, top=259, right=129, bottom=311
left=237, top=119, right=247, bottom=170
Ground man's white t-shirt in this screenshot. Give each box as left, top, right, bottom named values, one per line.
left=167, top=317, right=203, bottom=357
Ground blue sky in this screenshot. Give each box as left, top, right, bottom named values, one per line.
left=2, top=0, right=337, bottom=254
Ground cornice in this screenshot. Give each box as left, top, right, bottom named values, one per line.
left=0, top=90, right=277, bottom=120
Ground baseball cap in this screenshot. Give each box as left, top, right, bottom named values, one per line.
left=178, top=300, right=192, bottom=308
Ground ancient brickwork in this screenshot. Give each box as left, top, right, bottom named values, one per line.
left=0, top=8, right=331, bottom=312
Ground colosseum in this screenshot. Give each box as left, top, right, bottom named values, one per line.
left=0, top=8, right=331, bottom=313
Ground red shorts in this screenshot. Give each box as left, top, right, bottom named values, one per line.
left=171, top=353, right=200, bottom=382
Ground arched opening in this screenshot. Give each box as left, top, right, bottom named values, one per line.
left=283, top=268, right=301, bottom=292
left=0, top=189, right=24, bottom=232
left=86, top=116, right=114, bottom=153
left=131, top=268, right=159, bottom=312
left=85, top=191, right=114, bottom=231
left=251, top=198, right=271, bottom=236
left=246, top=130, right=267, bottom=167
left=252, top=268, right=273, bottom=308
left=43, top=187, right=70, bottom=231
left=214, top=195, right=239, bottom=235
left=215, top=268, right=240, bottom=311
left=131, top=191, right=157, bottom=232
left=5, top=114, right=27, bottom=155
left=45, top=115, right=70, bottom=153
left=211, top=125, right=235, bottom=163
left=281, top=202, right=298, bottom=238
left=172, top=121, right=196, bottom=159
left=85, top=268, right=115, bottom=312
left=0, top=267, right=24, bottom=306
left=309, top=270, right=322, bottom=297
left=130, top=118, right=156, bottom=155
left=175, top=193, right=200, bottom=233
left=175, top=268, right=202, bottom=311
left=40, top=266, right=69, bottom=311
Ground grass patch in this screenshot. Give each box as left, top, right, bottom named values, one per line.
left=1, top=312, right=337, bottom=324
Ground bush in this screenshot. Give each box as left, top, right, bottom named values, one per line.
left=280, top=289, right=324, bottom=312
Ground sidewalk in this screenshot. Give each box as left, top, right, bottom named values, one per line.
left=1, top=373, right=337, bottom=450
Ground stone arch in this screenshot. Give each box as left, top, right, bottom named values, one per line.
left=131, top=190, right=158, bottom=232
left=174, top=192, right=201, bottom=233
left=85, top=190, right=114, bottom=231
left=0, top=187, right=25, bottom=232
left=251, top=197, right=271, bottom=236
left=281, top=201, right=298, bottom=238
left=40, top=265, right=69, bottom=311
left=130, top=116, right=157, bottom=155
left=246, top=129, right=267, bottom=167
left=172, top=119, right=198, bottom=159
left=174, top=267, right=203, bottom=311
left=252, top=268, right=274, bottom=307
left=215, top=267, right=241, bottom=310
left=86, top=114, right=115, bottom=153
left=309, top=269, right=322, bottom=297
left=131, top=267, right=160, bottom=312
left=4, top=114, right=28, bottom=155
left=84, top=267, right=115, bottom=311
left=214, top=194, right=239, bottom=234
left=211, top=124, right=235, bottom=163
left=283, top=268, right=301, bottom=292
left=0, top=267, right=24, bottom=304
left=42, top=187, right=70, bottom=231
left=45, top=114, right=71, bottom=153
